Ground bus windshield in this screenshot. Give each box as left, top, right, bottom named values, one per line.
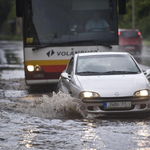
left=25, top=0, right=118, bottom=46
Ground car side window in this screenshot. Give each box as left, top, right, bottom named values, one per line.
left=66, top=58, right=74, bottom=74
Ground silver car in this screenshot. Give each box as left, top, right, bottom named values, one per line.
left=57, top=52, right=150, bottom=114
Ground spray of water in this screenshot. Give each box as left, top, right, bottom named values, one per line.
left=18, top=92, right=89, bottom=119
left=2, top=90, right=99, bottom=119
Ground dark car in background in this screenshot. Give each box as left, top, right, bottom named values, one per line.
left=118, top=29, right=143, bottom=54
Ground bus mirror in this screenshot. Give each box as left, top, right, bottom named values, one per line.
left=118, top=0, right=126, bottom=15
left=16, top=0, right=23, bottom=17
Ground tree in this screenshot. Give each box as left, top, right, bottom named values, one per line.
left=118, top=0, right=150, bottom=39
left=135, top=0, right=150, bottom=39
left=0, top=0, right=14, bottom=33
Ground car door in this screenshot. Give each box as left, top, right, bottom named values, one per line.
left=61, top=57, right=74, bottom=94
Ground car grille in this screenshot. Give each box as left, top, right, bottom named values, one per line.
left=99, top=105, right=135, bottom=111
left=82, top=96, right=149, bottom=103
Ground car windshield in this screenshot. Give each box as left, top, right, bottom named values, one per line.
left=76, top=54, right=141, bottom=75
left=120, top=31, right=140, bottom=38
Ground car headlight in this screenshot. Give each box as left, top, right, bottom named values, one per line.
left=134, top=90, right=149, bottom=97
left=79, top=91, right=100, bottom=99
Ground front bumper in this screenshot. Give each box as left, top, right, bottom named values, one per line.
left=74, top=96, right=150, bottom=114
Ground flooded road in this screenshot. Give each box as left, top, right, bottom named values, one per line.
left=1, top=41, right=150, bottom=150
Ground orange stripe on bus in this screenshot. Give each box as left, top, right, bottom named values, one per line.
left=25, top=60, right=69, bottom=65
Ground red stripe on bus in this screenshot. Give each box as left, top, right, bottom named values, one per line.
left=41, top=65, right=67, bottom=72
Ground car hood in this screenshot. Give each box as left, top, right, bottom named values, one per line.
left=77, top=74, right=149, bottom=97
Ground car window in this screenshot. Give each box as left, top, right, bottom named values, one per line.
left=120, top=31, right=140, bottom=38
left=66, top=58, right=74, bottom=74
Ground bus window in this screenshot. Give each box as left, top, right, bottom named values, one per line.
left=24, top=0, right=118, bottom=46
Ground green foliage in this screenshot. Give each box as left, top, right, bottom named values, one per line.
left=119, top=0, right=150, bottom=39
left=7, top=0, right=16, bottom=20
left=0, top=0, right=16, bottom=36
left=0, top=0, right=14, bottom=32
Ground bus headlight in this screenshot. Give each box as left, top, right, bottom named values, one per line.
left=27, top=65, right=34, bottom=72
left=34, top=65, right=43, bottom=71
left=27, top=65, right=43, bottom=72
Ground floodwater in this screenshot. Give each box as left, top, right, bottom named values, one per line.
left=1, top=41, right=150, bottom=150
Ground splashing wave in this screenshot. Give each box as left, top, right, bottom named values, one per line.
left=19, top=92, right=87, bottom=119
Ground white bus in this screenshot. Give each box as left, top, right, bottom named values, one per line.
left=16, top=0, right=126, bottom=85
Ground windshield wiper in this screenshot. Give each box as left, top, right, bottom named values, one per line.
left=77, top=71, right=139, bottom=75
left=32, top=32, right=58, bottom=51
left=73, top=40, right=112, bottom=49
left=32, top=43, right=59, bottom=51
left=32, top=40, right=112, bottom=51
left=102, top=71, right=139, bottom=75
left=77, top=71, right=103, bottom=75
left=32, top=40, right=86, bottom=51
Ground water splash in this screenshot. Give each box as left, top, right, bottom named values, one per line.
left=1, top=90, right=98, bottom=119
left=19, top=92, right=86, bottom=119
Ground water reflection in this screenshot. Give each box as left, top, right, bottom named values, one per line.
left=21, top=125, right=39, bottom=148
left=81, top=120, right=104, bottom=150
left=134, top=122, right=150, bottom=148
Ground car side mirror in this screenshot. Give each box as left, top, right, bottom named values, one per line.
left=61, top=72, right=69, bottom=79
left=144, top=69, right=150, bottom=78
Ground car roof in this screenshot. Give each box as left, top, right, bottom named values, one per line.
left=118, top=28, right=139, bottom=32
left=76, top=52, right=130, bottom=57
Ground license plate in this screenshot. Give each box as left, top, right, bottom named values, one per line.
left=125, top=46, right=135, bottom=49
left=104, top=101, right=131, bottom=109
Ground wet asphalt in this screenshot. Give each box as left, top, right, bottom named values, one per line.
left=1, top=41, right=150, bottom=149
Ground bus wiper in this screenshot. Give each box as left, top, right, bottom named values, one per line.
left=66, top=40, right=112, bottom=49
left=32, top=43, right=58, bottom=51
left=32, top=39, right=112, bottom=51
left=32, top=32, right=57, bottom=51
